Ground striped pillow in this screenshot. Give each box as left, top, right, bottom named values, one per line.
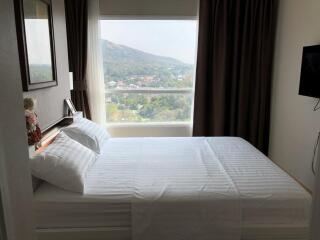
left=61, top=117, right=110, bottom=154
left=30, top=132, right=96, bottom=193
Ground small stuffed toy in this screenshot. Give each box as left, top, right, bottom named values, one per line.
left=24, top=98, right=42, bottom=146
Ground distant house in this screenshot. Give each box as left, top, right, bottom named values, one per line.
left=129, top=84, right=138, bottom=88
left=108, top=81, right=117, bottom=87
left=144, top=76, right=154, bottom=83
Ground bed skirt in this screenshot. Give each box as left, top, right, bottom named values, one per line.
left=36, top=224, right=309, bottom=240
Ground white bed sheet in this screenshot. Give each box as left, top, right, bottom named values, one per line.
left=34, top=137, right=311, bottom=239
left=207, top=137, right=311, bottom=226
left=34, top=183, right=131, bottom=229
left=128, top=137, right=241, bottom=240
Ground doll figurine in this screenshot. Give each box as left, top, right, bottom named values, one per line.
left=24, top=98, right=42, bottom=146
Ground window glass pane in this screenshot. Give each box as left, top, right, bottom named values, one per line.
left=100, top=20, right=197, bottom=123
left=106, top=93, right=192, bottom=123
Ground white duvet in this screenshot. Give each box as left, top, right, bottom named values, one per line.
left=84, top=137, right=311, bottom=240
left=85, top=137, right=241, bottom=239
left=131, top=138, right=241, bottom=240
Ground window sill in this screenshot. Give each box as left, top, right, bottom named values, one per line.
left=106, top=122, right=193, bottom=137
left=106, top=122, right=192, bottom=128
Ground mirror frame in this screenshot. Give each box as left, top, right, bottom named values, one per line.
left=14, top=0, right=58, bottom=91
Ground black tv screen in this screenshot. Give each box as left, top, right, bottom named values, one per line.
left=299, top=45, right=320, bottom=98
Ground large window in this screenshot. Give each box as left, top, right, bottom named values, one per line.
left=100, top=20, right=198, bottom=124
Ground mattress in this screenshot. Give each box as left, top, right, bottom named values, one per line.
left=34, top=183, right=131, bottom=228
left=34, top=137, right=311, bottom=239
left=207, top=138, right=311, bottom=226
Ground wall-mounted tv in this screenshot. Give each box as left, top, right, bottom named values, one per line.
left=299, top=45, right=320, bottom=98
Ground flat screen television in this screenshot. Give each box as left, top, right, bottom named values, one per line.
left=299, top=45, right=320, bottom=98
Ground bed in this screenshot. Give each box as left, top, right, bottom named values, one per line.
left=33, top=136, right=311, bottom=240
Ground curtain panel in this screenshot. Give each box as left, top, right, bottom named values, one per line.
left=86, top=0, right=107, bottom=125
left=65, top=0, right=91, bottom=119
left=193, top=0, right=278, bottom=154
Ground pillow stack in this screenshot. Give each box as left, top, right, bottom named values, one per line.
left=61, top=117, right=110, bottom=154
left=30, top=117, right=110, bottom=193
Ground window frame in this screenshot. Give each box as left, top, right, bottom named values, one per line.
left=100, top=16, right=198, bottom=126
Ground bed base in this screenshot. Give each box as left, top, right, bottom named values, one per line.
left=36, top=227, right=131, bottom=240
left=36, top=225, right=309, bottom=240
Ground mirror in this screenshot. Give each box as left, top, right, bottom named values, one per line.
left=14, top=0, right=57, bottom=91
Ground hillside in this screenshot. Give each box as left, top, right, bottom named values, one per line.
left=101, top=40, right=193, bottom=89
left=102, top=40, right=186, bottom=66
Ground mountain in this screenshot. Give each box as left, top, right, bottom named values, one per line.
left=102, top=39, right=188, bottom=67
left=101, top=40, right=193, bottom=88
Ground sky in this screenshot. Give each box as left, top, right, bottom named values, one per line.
left=100, top=20, right=198, bottom=64
left=25, top=19, right=52, bottom=65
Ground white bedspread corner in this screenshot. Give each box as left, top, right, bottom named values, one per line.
left=82, top=136, right=311, bottom=240
left=131, top=137, right=241, bottom=240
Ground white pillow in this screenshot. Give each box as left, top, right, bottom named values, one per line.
left=61, top=117, right=110, bottom=154
left=30, top=132, right=96, bottom=193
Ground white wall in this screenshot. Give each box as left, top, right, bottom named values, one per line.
left=269, top=0, right=320, bottom=191
left=99, top=0, right=198, bottom=18
left=311, top=146, right=320, bottom=239
left=0, top=0, right=35, bottom=238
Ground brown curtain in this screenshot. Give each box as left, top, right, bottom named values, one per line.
left=193, top=0, right=278, bottom=154
left=65, top=0, right=91, bottom=119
